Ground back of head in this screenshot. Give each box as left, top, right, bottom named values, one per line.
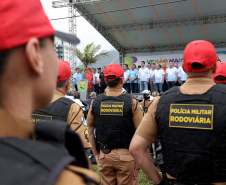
left=104, top=64, right=124, bottom=88
left=214, top=62, right=226, bottom=84
left=90, top=92, right=96, bottom=98
left=74, top=91, right=80, bottom=99
left=56, top=60, right=72, bottom=94
left=183, top=40, right=217, bottom=78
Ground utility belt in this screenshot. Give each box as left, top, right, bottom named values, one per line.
left=99, top=143, right=129, bottom=154
left=168, top=179, right=211, bottom=185
left=157, top=174, right=212, bottom=185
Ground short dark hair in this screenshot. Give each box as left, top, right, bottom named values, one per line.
left=106, top=76, right=122, bottom=87
left=57, top=79, right=69, bottom=88
left=98, top=68, right=101, bottom=70
left=74, top=91, right=80, bottom=99
left=76, top=68, right=80, bottom=70
left=124, top=64, right=128, bottom=68
left=192, top=63, right=205, bottom=70
left=215, top=75, right=226, bottom=82
left=152, top=63, right=156, bottom=65
left=141, top=61, right=145, bottom=64
left=132, top=64, right=136, bottom=67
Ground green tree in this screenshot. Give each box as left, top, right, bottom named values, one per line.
left=75, top=42, right=109, bottom=66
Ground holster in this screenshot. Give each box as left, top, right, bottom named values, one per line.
left=95, top=141, right=100, bottom=154
left=99, top=143, right=111, bottom=154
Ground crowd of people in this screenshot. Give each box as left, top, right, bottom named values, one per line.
left=73, top=61, right=188, bottom=98
left=73, top=66, right=107, bottom=99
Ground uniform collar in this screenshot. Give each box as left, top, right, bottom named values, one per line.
left=106, top=88, right=123, bottom=96
left=180, top=77, right=215, bottom=95
left=0, top=109, right=34, bottom=139
left=51, top=90, right=65, bottom=103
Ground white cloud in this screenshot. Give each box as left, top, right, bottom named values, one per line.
left=41, top=0, right=115, bottom=51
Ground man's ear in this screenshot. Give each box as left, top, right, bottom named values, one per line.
left=182, top=62, right=186, bottom=72
left=65, top=79, right=71, bottom=92
left=25, top=38, right=44, bottom=75
left=120, top=78, right=124, bottom=84
left=212, top=63, right=217, bottom=74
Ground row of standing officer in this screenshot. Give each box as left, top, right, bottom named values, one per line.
left=88, top=40, right=226, bottom=185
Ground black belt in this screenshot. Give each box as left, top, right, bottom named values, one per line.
left=99, top=143, right=129, bottom=154
left=168, top=179, right=211, bottom=185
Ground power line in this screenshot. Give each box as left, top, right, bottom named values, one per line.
left=50, top=0, right=189, bottom=21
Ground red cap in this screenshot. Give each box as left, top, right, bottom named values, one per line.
left=86, top=67, right=91, bottom=70
left=214, top=62, right=226, bottom=83
left=104, top=64, right=124, bottom=81
left=0, top=0, right=80, bottom=51
left=183, top=40, right=217, bottom=72
left=57, top=60, right=72, bottom=83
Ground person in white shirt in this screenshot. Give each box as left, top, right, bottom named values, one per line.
left=149, top=63, right=156, bottom=94
left=153, top=64, right=165, bottom=93
left=178, top=65, right=187, bottom=85
left=123, top=64, right=130, bottom=93
left=165, top=61, right=178, bottom=89
left=138, top=61, right=150, bottom=93
left=92, top=68, right=99, bottom=95
left=174, top=62, right=180, bottom=86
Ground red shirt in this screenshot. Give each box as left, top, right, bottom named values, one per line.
left=86, top=73, right=93, bottom=89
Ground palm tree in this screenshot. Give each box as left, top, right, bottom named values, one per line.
left=75, top=42, right=109, bottom=66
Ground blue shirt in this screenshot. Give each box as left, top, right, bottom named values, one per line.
left=129, top=69, right=139, bottom=83
left=73, top=73, right=82, bottom=85
left=86, top=98, right=92, bottom=105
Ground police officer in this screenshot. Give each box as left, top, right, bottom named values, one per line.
left=0, top=0, right=98, bottom=184
left=140, top=90, right=154, bottom=113
left=87, top=64, right=144, bottom=185
left=130, top=40, right=226, bottom=184
left=33, top=60, right=92, bottom=158
left=214, top=62, right=226, bottom=84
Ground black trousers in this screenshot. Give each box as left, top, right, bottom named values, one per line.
left=74, top=85, right=78, bottom=91
left=123, top=83, right=131, bottom=93
left=100, top=84, right=107, bottom=93
left=130, top=83, right=138, bottom=93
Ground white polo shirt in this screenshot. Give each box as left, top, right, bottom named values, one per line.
left=178, top=66, right=187, bottom=81
left=124, top=69, right=130, bottom=83
left=139, top=67, right=150, bottom=81
left=166, top=67, right=177, bottom=81
left=153, top=69, right=165, bottom=83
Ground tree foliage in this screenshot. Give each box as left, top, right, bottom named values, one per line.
left=75, top=43, right=109, bottom=66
